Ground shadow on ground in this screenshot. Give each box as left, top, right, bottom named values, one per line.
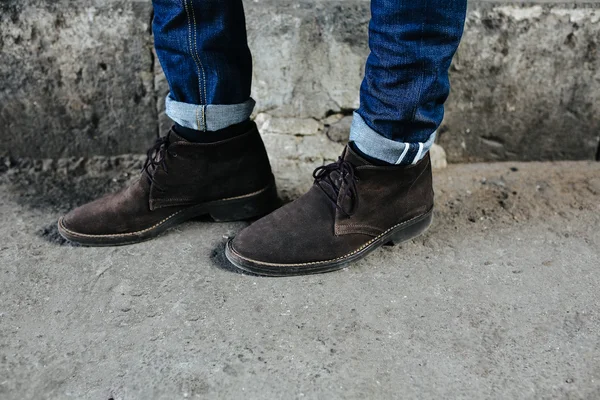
left=2, top=155, right=599, bottom=255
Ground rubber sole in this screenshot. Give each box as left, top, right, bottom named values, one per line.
left=57, top=183, right=279, bottom=247
left=224, top=209, right=434, bottom=277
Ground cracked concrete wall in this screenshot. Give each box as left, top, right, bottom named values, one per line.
left=443, top=3, right=600, bottom=162
left=2, top=0, right=600, bottom=162
left=0, top=0, right=156, bottom=158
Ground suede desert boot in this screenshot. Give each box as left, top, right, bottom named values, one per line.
left=58, top=122, right=278, bottom=246
left=225, top=144, right=434, bottom=276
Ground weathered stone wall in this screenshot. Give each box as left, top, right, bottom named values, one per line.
left=0, top=0, right=156, bottom=158
left=2, top=0, right=600, bottom=163
left=444, top=3, right=600, bottom=162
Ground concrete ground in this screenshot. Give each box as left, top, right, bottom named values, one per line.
left=0, top=158, right=599, bottom=400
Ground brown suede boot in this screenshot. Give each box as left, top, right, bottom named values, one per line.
left=58, top=122, right=278, bottom=246
left=225, top=145, right=434, bottom=276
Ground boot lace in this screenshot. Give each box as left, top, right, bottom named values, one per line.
left=313, top=158, right=359, bottom=217
left=141, top=135, right=172, bottom=189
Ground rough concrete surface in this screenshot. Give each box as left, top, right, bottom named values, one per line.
left=441, top=3, right=600, bottom=162
left=0, top=0, right=157, bottom=158
left=3, top=1, right=600, bottom=163
left=0, top=157, right=599, bottom=399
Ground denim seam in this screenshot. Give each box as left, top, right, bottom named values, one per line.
left=183, top=0, right=208, bottom=131
left=401, top=0, right=430, bottom=165
left=189, top=1, right=207, bottom=106
left=195, top=105, right=206, bottom=131
left=183, top=1, right=202, bottom=103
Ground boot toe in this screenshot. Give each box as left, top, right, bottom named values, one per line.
left=228, top=188, right=373, bottom=268
left=59, top=200, right=105, bottom=236
left=59, top=187, right=127, bottom=237
left=60, top=210, right=83, bottom=234
left=229, top=214, right=284, bottom=263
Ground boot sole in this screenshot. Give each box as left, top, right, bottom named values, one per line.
left=224, top=208, right=434, bottom=277
left=57, top=182, right=279, bottom=247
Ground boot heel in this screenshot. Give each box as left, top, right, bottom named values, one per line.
left=208, top=183, right=280, bottom=222
left=385, top=211, right=433, bottom=246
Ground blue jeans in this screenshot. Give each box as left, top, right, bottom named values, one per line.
left=153, top=0, right=467, bottom=164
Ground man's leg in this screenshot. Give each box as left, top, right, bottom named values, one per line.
left=351, top=0, right=467, bottom=165
left=226, top=0, right=467, bottom=276
left=58, top=0, right=278, bottom=246
left=153, top=0, right=254, bottom=134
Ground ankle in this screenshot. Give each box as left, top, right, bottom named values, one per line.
left=174, top=120, right=253, bottom=143
left=349, top=142, right=393, bottom=166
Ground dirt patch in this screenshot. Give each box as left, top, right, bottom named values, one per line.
left=0, top=155, right=144, bottom=213
left=430, top=161, right=600, bottom=238
left=2, top=155, right=598, bottom=250
left=209, top=235, right=264, bottom=277
left=37, top=222, right=77, bottom=246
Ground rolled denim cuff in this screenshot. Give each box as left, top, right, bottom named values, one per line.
left=349, top=111, right=436, bottom=165
left=165, top=95, right=255, bottom=131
